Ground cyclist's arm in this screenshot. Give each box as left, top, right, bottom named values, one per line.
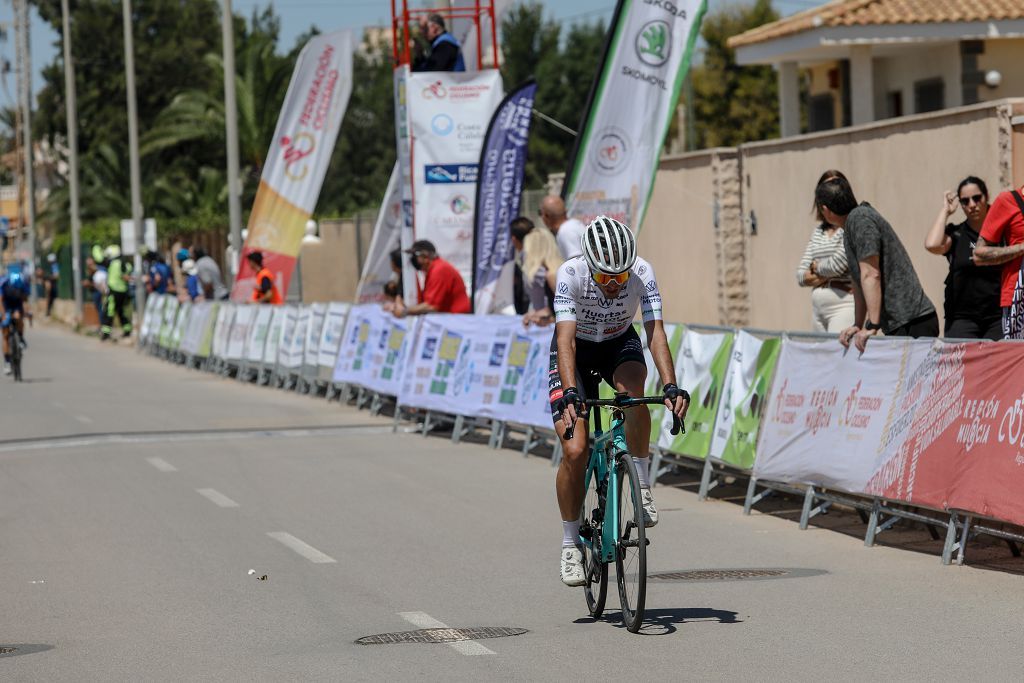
left=643, top=319, right=676, bottom=387
left=555, top=320, right=578, bottom=394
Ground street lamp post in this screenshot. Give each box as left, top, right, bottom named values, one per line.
left=121, top=0, right=144, bottom=337
left=15, top=0, right=36, bottom=305
left=222, top=0, right=242, bottom=278
left=61, top=0, right=83, bottom=324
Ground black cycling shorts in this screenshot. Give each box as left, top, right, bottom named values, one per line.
left=548, top=326, right=646, bottom=423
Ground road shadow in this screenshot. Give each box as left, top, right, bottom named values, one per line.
left=575, top=607, right=742, bottom=635
left=15, top=377, right=54, bottom=384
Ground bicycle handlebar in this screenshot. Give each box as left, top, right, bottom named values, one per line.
left=561, top=393, right=685, bottom=441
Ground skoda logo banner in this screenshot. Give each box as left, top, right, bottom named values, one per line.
left=635, top=20, right=671, bottom=67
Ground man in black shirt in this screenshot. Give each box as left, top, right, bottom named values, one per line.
left=413, top=14, right=465, bottom=72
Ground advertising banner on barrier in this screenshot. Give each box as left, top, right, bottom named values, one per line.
left=303, top=303, right=326, bottom=368
left=404, top=70, right=504, bottom=290
left=709, top=331, right=781, bottom=470
left=658, top=328, right=733, bottom=458
left=158, top=298, right=180, bottom=349
left=263, top=306, right=288, bottom=367
left=246, top=306, right=274, bottom=363
left=232, top=30, right=354, bottom=301
left=333, top=304, right=418, bottom=396
left=211, top=304, right=236, bottom=360
left=754, top=338, right=932, bottom=492
left=226, top=306, right=256, bottom=361
left=280, top=306, right=309, bottom=370
left=471, top=79, right=536, bottom=314
left=355, top=163, right=402, bottom=304
left=399, top=314, right=552, bottom=428
left=169, top=301, right=191, bottom=350
left=180, top=302, right=216, bottom=357
left=563, top=0, right=707, bottom=228
left=276, top=306, right=299, bottom=368
left=140, top=294, right=161, bottom=343
left=317, top=302, right=350, bottom=370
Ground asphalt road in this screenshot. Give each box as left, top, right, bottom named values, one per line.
left=2, top=324, right=1023, bottom=681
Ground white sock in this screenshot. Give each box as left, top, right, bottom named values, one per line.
left=633, top=456, right=651, bottom=489
left=562, top=520, right=581, bottom=548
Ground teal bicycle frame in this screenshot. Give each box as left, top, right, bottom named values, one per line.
left=581, top=411, right=629, bottom=563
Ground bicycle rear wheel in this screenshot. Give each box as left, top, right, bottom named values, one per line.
left=580, top=466, right=608, bottom=618
left=10, top=329, right=22, bottom=382
left=615, top=452, right=646, bottom=632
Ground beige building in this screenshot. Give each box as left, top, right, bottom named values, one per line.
left=729, top=0, right=1024, bottom=137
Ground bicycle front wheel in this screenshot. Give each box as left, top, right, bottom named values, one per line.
left=10, top=330, right=22, bottom=382
left=615, top=453, right=646, bottom=632
left=580, top=467, right=608, bottom=618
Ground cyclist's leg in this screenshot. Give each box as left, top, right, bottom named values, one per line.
left=612, top=361, right=649, bottom=459
left=550, top=337, right=590, bottom=524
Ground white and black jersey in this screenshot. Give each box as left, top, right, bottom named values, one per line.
left=552, top=256, right=663, bottom=342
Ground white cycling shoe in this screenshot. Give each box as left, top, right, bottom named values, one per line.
left=560, top=546, right=587, bottom=587
left=641, top=487, right=658, bottom=528
left=3, top=362, right=10, bottom=376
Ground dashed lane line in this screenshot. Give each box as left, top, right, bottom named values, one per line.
left=267, top=532, right=337, bottom=564
left=398, top=611, right=496, bottom=656
left=146, top=457, right=177, bottom=473
left=196, top=488, right=240, bottom=508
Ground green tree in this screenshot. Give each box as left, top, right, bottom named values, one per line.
left=691, top=0, right=780, bottom=148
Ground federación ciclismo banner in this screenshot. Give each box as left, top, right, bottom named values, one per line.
left=564, top=0, right=706, bottom=228
left=231, top=30, right=354, bottom=301
left=472, top=79, right=537, bottom=314
left=396, top=69, right=504, bottom=295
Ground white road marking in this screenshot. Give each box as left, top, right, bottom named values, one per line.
left=196, top=488, right=239, bottom=508
left=74, top=415, right=93, bottom=424
left=398, top=611, right=495, bottom=656
left=266, top=532, right=336, bottom=564
left=146, top=457, right=177, bottom=472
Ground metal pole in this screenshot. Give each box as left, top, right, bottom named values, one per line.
left=221, top=0, right=242, bottom=277
left=61, top=0, right=83, bottom=323
left=16, top=0, right=36, bottom=305
left=121, top=0, right=144, bottom=335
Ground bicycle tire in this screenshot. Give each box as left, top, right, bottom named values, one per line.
left=615, top=452, right=646, bottom=633
left=580, top=466, right=608, bottom=618
left=9, top=329, right=22, bottom=382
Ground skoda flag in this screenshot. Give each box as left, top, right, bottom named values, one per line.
left=472, top=79, right=537, bottom=314
left=563, top=0, right=706, bottom=230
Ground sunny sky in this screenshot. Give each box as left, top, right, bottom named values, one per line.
left=2, top=0, right=829, bottom=104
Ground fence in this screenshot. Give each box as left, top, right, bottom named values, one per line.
left=139, top=295, right=1024, bottom=566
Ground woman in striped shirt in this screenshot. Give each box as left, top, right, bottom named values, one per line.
left=796, top=170, right=856, bottom=333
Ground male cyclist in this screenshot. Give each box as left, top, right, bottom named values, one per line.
left=1, top=268, right=31, bottom=375
left=550, top=216, right=689, bottom=586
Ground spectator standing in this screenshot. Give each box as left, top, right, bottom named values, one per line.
left=925, top=176, right=1001, bottom=340
left=101, top=244, right=133, bottom=341
left=511, top=216, right=563, bottom=326
left=146, top=251, right=173, bottom=295
left=539, top=195, right=587, bottom=260
left=974, top=182, right=1024, bottom=338
left=182, top=259, right=203, bottom=302
left=796, top=170, right=856, bottom=333
left=194, top=247, right=229, bottom=301
left=246, top=251, right=283, bottom=304
left=397, top=240, right=470, bottom=316
left=814, top=177, right=938, bottom=351
left=45, top=253, right=60, bottom=317
left=412, top=14, right=465, bottom=72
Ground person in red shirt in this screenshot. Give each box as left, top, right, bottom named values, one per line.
left=397, top=240, right=470, bottom=315
left=974, top=184, right=1024, bottom=338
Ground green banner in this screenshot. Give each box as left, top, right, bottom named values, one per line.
left=718, top=338, right=781, bottom=470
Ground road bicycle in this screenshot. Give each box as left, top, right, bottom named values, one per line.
left=564, top=391, right=682, bottom=633
left=7, top=323, right=23, bottom=382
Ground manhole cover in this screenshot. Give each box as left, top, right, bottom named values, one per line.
left=0, top=648, right=16, bottom=655
left=356, top=627, right=528, bottom=645
left=650, top=569, right=788, bottom=581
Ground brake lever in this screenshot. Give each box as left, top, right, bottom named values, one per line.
left=562, top=407, right=587, bottom=441
left=670, top=413, right=685, bottom=436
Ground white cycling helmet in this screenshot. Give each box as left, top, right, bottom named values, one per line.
left=581, top=215, right=637, bottom=275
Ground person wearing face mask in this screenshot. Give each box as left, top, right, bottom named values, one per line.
left=924, top=176, right=1001, bottom=340
left=396, top=240, right=470, bottom=316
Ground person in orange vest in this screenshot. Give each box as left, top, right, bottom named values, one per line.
left=247, top=251, right=283, bottom=304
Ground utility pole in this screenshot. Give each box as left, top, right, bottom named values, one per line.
left=61, top=0, right=83, bottom=323
left=121, top=0, right=144, bottom=337
left=222, top=0, right=242, bottom=277
left=15, top=0, right=36, bottom=304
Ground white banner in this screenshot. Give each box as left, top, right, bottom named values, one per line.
left=181, top=302, right=216, bottom=356
left=565, top=0, right=707, bottom=229
left=393, top=66, right=416, bottom=305
left=280, top=306, right=309, bottom=370
left=141, top=294, right=166, bottom=344
left=754, top=338, right=932, bottom=492
left=211, top=304, right=236, bottom=360
left=709, top=330, right=764, bottom=459
left=169, top=301, right=192, bottom=350
left=232, top=30, right=354, bottom=300
left=303, top=303, right=326, bottom=368
left=226, top=306, right=256, bottom=361
left=158, top=298, right=181, bottom=349
left=398, top=314, right=552, bottom=428
left=317, top=302, right=350, bottom=370
left=333, top=304, right=419, bottom=397
left=246, top=306, right=275, bottom=363
left=405, top=70, right=504, bottom=289
left=263, top=306, right=289, bottom=367
left=355, top=163, right=402, bottom=304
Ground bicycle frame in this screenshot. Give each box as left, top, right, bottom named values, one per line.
left=581, top=408, right=629, bottom=564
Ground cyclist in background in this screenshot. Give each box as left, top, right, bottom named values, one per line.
left=1, top=267, right=31, bottom=375
left=550, top=216, right=689, bottom=586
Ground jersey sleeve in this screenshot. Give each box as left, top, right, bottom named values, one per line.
left=635, top=259, right=663, bottom=323
left=980, top=192, right=1017, bottom=244
left=553, top=261, right=579, bottom=323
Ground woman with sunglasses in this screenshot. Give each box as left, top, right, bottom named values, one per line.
left=549, top=216, right=689, bottom=586
left=925, top=176, right=1001, bottom=340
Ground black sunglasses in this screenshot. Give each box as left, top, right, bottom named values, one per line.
left=959, top=194, right=984, bottom=206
